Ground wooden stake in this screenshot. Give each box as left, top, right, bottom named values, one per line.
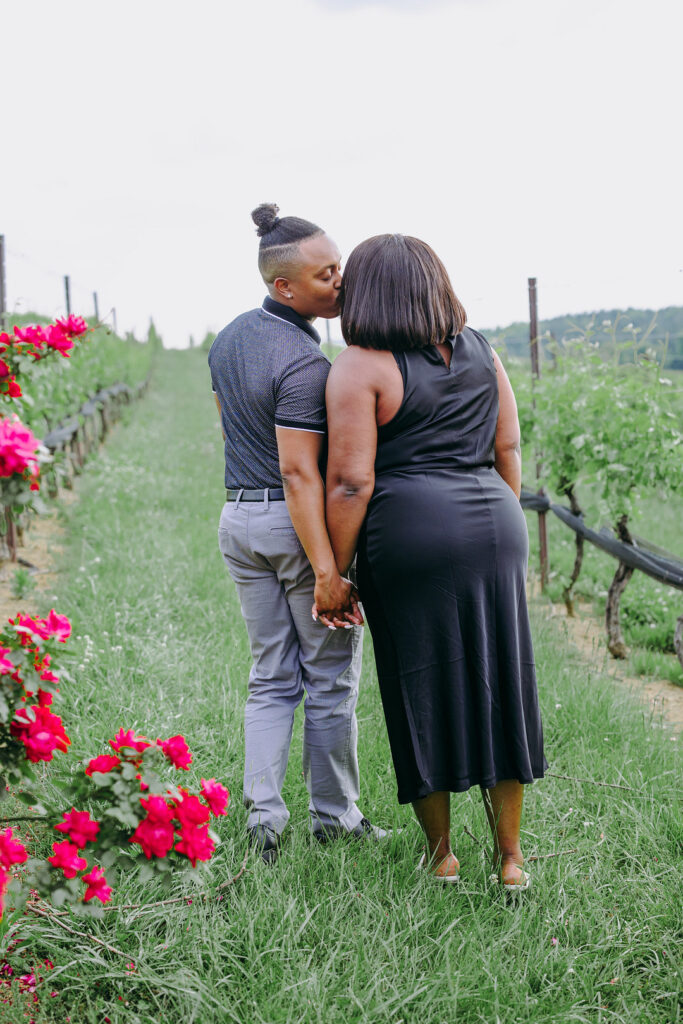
left=0, top=235, right=6, bottom=331
left=528, top=277, right=549, bottom=589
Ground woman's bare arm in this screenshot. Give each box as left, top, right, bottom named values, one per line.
left=325, top=349, right=379, bottom=575
left=492, top=349, right=522, bottom=499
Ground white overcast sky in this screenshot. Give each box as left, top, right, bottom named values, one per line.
left=3, top=0, right=682, bottom=348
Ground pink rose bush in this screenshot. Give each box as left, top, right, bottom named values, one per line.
left=0, top=416, right=44, bottom=482
left=0, top=315, right=89, bottom=401
left=0, top=314, right=90, bottom=527
left=0, top=414, right=50, bottom=521
left=0, top=606, right=230, bottom=916
left=0, top=826, right=29, bottom=919
left=0, top=610, right=73, bottom=794
left=23, top=727, right=229, bottom=909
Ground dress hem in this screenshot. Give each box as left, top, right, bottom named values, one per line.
left=396, top=766, right=547, bottom=805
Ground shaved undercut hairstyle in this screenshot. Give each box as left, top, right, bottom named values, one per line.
left=251, top=203, right=324, bottom=284
left=340, top=234, right=467, bottom=352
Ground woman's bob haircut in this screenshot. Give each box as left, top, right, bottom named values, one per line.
left=340, top=234, right=467, bottom=351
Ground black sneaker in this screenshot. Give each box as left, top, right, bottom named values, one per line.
left=247, top=824, right=281, bottom=864
left=313, top=817, right=390, bottom=843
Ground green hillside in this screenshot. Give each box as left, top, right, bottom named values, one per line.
left=484, top=306, right=683, bottom=369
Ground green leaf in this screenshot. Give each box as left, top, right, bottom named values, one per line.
left=89, top=771, right=115, bottom=788
left=104, top=805, right=139, bottom=828
left=99, top=848, right=118, bottom=869
left=51, top=887, right=70, bottom=908
left=15, top=791, right=41, bottom=807
left=136, top=861, right=156, bottom=883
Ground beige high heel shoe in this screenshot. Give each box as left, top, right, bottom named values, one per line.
left=417, top=851, right=460, bottom=883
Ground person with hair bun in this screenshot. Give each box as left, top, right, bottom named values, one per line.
left=321, top=234, right=546, bottom=888
left=209, top=205, right=387, bottom=864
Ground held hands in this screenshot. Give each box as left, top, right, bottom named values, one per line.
left=312, top=574, right=364, bottom=630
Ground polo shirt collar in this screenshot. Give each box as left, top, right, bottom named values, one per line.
left=262, top=296, right=321, bottom=345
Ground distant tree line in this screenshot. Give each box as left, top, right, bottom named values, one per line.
left=485, top=306, right=683, bottom=370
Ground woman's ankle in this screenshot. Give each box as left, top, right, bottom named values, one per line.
left=496, top=852, right=525, bottom=884
left=426, top=837, right=452, bottom=860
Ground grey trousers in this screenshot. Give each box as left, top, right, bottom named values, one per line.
left=218, top=497, right=364, bottom=835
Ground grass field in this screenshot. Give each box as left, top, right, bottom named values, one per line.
left=0, top=350, right=680, bottom=1023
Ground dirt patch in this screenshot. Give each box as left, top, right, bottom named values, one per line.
left=543, top=597, right=683, bottom=732
left=0, top=489, right=76, bottom=623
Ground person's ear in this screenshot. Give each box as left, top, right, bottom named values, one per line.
left=273, top=277, right=294, bottom=301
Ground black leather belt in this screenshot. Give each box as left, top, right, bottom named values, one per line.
left=226, top=487, right=286, bottom=502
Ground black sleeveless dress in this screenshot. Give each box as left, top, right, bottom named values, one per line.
left=357, top=327, right=546, bottom=803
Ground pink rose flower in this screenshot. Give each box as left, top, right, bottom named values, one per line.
left=174, top=792, right=210, bottom=828
left=42, top=609, right=71, bottom=643
left=0, top=828, right=28, bottom=869
left=0, top=867, right=8, bottom=920
left=159, top=734, right=192, bottom=770
left=175, top=825, right=215, bottom=867
left=130, top=818, right=175, bottom=860
left=13, top=325, right=46, bottom=350
left=82, top=866, right=112, bottom=904
left=54, top=809, right=100, bottom=848
left=109, top=728, right=152, bottom=754
left=10, top=705, right=71, bottom=762
left=34, top=652, right=60, bottom=685
left=44, top=324, right=74, bottom=356
left=47, top=841, right=87, bottom=879
left=139, top=794, right=175, bottom=823
left=200, top=778, right=230, bottom=817
left=56, top=315, right=88, bottom=337
left=0, top=416, right=40, bottom=479
left=13, top=613, right=44, bottom=643
left=0, top=376, right=22, bottom=398
left=0, top=647, right=14, bottom=675
left=85, top=754, right=121, bottom=777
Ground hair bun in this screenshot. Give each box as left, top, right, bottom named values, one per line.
left=251, top=203, right=280, bottom=237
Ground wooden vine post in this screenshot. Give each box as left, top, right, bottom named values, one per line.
left=4, top=507, right=17, bottom=562
left=561, top=482, right=584, bottom=616
left=605, top=514, right=635, bottom=659
left=674, top=615, right=683, bottom=673
left=0, top=234, right=6, bottom=331
left=528, top=278, right=549, bottom=589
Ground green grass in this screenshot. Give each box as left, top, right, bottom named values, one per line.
left=0, top=350, right=680, bottom=1023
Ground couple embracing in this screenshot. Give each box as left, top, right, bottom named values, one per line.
left=208, top=204, right=546, bottom=890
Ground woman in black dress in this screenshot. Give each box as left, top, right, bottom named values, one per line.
left=320, top=234, right=546, bottom=888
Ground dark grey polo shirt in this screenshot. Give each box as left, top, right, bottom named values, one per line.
left=208, top=297, right=331, bottom=489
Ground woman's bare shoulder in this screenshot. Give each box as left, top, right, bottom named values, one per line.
left=328, top=346, right=392, bottom=385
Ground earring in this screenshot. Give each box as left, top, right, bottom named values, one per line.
left=286, top=293, right=293, bottom=298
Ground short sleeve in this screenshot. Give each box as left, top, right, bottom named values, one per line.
left=274, top=351, right=330, bottom=432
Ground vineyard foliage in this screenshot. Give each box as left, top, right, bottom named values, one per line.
left=5, top=314, right=158, bottom=437
left=533, top=339, right=681, bottom=524
left=500, top=321, right=683, bottom=667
